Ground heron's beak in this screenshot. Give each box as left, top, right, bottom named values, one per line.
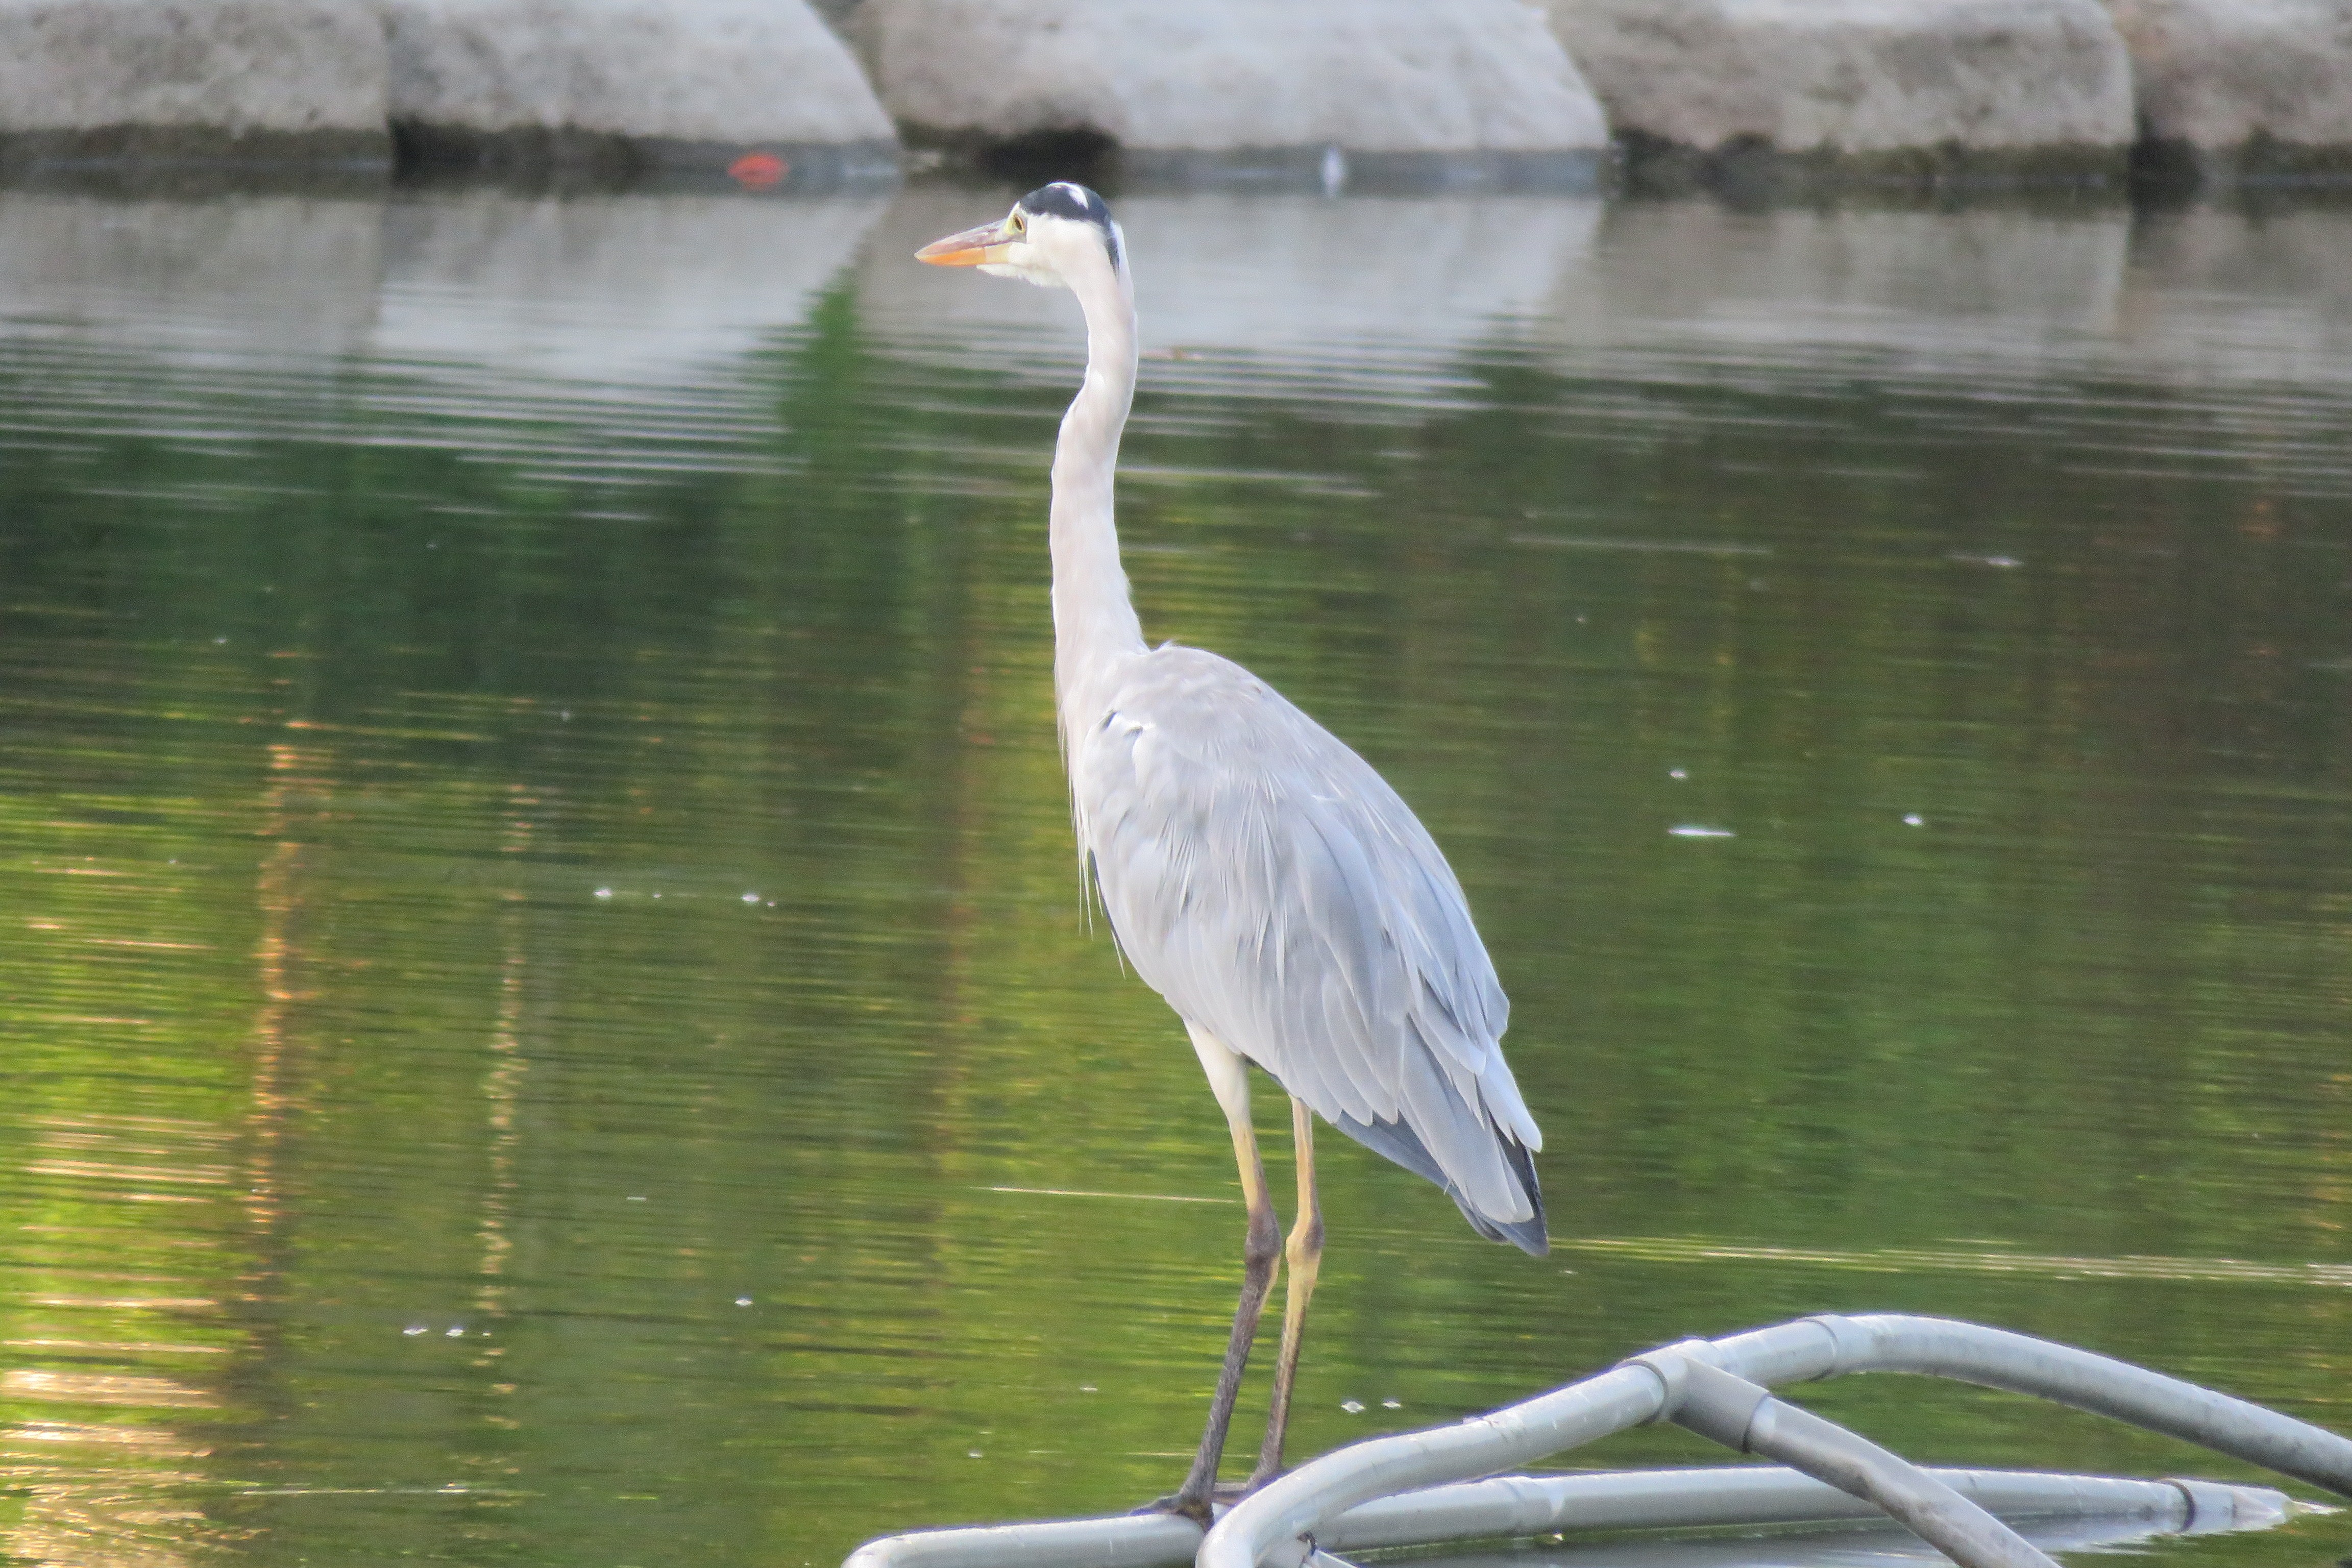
left=916, top=217, right=1016, bottom=267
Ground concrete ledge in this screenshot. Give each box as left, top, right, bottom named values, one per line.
left=2135, top=135, right=2352, bottom=191
left=1619, top=133, right=2129, bottom=198
left=390, top=124, right=900, bottom=188
left=0, top=125, right=390, bottom=185
left=1073, top=145, right=1609, bottom=196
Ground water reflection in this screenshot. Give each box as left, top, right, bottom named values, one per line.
left=0, top=182, right=2347, bottom=1568
left=0, top=189, right=890, bottom=481
left=862, top=188, right=1602, bottom=407
left=2119, top=206, right=2352, bottom=395
left=0, top=192, right=383, bottom=362
left=1540, top=202, right=2131, bottom=381
left=1533, top=199, right=2352, bottom=485
left=2, top=1112, right=246, bottom=1567
left=372, top=192, right=888, bottom=401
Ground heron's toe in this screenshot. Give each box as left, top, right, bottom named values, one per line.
left=1131, top=1481, right=1247, bottom=1526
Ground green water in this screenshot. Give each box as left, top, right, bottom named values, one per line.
left=1, top=182, right=2348, bottom=1568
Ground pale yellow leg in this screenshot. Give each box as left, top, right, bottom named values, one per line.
left=1170, top=1028, right=1283, bottom=1520
left=1251, top=1096, right=1324, bottom=1487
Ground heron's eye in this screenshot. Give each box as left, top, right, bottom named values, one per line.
left=1010, top=211, right=1026, bottom=236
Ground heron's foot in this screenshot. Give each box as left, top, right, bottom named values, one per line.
left=1131, top=1481, right=1249, bottom=1526
left=1243, top=1463, right=1286, bottom=1497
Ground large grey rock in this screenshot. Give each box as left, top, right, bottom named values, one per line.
left=853, top=0, right=1608, bottom=176
left=0, top=0, right=390, bottom=169
left=2111, top=0, right=2352, bottom=178
left=1544, top=0, right=2133, bottom=177
left=381, top=0, right=899, bottom=177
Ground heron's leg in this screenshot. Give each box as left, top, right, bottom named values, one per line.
left=1250, top=1096, right=1323, bottom=1487
left=1167, top=1027, right=1282, bottom=1521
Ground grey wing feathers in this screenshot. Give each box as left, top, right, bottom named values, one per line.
left=1073, top=644, right=1547, bottom=1255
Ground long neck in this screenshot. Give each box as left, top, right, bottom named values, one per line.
left=1050, top=255, right=1146, bottom=750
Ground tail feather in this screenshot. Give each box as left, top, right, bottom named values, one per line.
left=1333, top=1109, right=1549, bottom=1257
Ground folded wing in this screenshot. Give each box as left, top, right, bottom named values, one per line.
left=1072, top=644, right=1547, bottom=1254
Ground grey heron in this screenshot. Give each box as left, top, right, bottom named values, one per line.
left=918, top=184, right=1547, bottom=1519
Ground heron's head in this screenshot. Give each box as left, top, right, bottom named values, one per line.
left=916, top=182, right=1124, bottom=291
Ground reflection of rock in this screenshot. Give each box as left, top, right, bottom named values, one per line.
left=1537, top=203, right=2131, bottom=382
left=0, top=192, right=385, bottom=360
left=382, top=0, right=899, bottom=179
left=2119, top=207, right=2352, bottom=393
left=0, top=191, right=886, bottom=464
left=862, top=188, right=1601, bottom=401
left=2110, top=0, right=2352, bottom=182
left=1544, top=0, right=2132, bottom=176
left=853, top=0, right=1607, bottom=177
left=0, top=0, right=390, bottom=171
left=372, top=191, right=887, bottom=399
left=1536, top=201, right=2352, bottom=401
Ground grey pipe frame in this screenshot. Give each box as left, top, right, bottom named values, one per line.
left=1626, top=1350, right=2058, bottom=1568
left=1198, top=1312, right=2352, bottom=1568
left=842, top=1466, right=2290, bottom=1568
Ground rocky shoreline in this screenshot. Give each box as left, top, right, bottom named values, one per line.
left=0, top=0, right=2345, bottom=192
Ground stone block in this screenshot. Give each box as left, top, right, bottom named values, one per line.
left=0, top=0, right=391, bottom=170
left=380, top=0, right=899, bottom=178
left=852, top=0, right=1607, bottom=181
left=1544, top=0, right=2134, bottom=180
left=2112, top=0, right=2352, bottom=181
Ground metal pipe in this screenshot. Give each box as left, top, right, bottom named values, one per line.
left=843, top=1510, right=1201, bottom=1568
left=1200, top=1363, right=1666, bottom=1568
left=1198, top=1313, right=2352, bottom=1568
left=1319, top=1466, right=2285, bottom=1553
left=844, top=1466, right=2289, bottom=1568
left=1775, top=1315, right=2352, bottom=1499
left=1639, top=1353, right=2057, bottom=1568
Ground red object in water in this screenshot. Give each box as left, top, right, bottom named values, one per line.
left=728, top=151, right=788, bottom=189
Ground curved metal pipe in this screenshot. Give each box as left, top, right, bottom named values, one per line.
left=1782, top=1315, right=2352, bottom=1499
left=1198, top=1313, right=2352, bottom=1568
left=1634, top=1351, right=2057, bottom=1568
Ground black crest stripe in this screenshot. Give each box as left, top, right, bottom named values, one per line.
left=1016, top=183, right=1121, bottom=270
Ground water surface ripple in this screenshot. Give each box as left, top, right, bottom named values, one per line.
left=1, top=185, right=2347, bottom=1568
